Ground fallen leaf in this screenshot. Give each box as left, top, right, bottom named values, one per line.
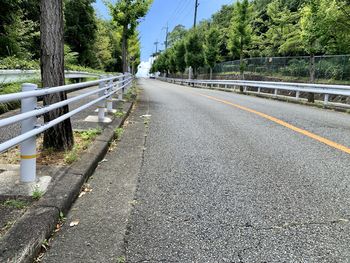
left=69, top=220, right=80, bottom=227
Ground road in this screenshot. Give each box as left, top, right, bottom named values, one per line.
left=45, top=78, right=350, bottom=262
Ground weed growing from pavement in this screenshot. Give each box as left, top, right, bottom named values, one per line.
left=2, top=199, right=28, bottom=209
left=32, top=186, right=44, bottom=200
left=114, top=110, right=126, bottom=118
left=114, top=128, right=124, bottom=140
left=123, top=85, right=138, bottom=102
left=116, top=256, right=126, bottom=263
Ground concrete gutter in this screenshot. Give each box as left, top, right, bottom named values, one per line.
left=0, top=100, right=134, bottom=263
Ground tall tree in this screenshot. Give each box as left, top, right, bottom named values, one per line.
left=229, top=0, right=253, bottom=90
left=205, top=27, right=221, bottom=79
left=300, top=0, right=323, bottom=102
left=64, top=0, right=98, bottom=67
left=175, top=40, right=187, bottom=76
left=128, top=30, right=141, bottom=74
left=167, top=25, right=187, bottom=47
left=185, top=30, right=205, bottom=79
left=110, top=0, right=152, bottom=73
left=40, top=0, right=74, bottom=150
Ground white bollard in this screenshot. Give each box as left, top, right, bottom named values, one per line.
left=274, top=89, right=278, bottom=97
left=258, top=87, right=261, bottom=93
left=98, top=78, right=106, bottom=122
left=20, top=83, right=38, bottom=183
left=296, top=91, right=300, bottom=100
left=324, top=94, right=329, bottom=105
left=107, top=79, right=114, bottom=113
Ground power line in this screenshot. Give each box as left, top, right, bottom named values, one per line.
left=167, top=0, right=189, bottom=26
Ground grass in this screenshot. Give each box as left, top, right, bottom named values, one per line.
left=116, top=256, right=126, bottom=263
left=0, top=128, right=102, bottom=166
left=114, top=128, right=124, bottom=141
left=114, top=110, right=126, bottom=118
left=2, top=199, right=28, bottom=209
left=123, top=85, right=139, bottom=102
left=64, top=129, right=101, bottom=164
left=32, top=186, right=44, bottom=200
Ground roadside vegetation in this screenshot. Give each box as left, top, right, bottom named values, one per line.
left=151, top=0, right=350, bottom=91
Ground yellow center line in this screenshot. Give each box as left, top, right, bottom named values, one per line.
left=197, top=93, right=350, bottom=155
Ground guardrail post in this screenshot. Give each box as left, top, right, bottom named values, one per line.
left=20, top=83, right=37, bottom=183
left=107, top=79, right=114, bottom=113
left=274, top=89, right=278, bottom=97
left=118, top=78, right=123, bottom=100
left=324, top=94, right=329, bottom=105
left=98, top=77, right=106, bottom=122
left=296, top=91, right=300, bottom=100
left=258, top=87, right=261, bottom=93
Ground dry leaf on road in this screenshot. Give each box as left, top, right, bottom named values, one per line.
left=69, top=220, right=80, bottom=227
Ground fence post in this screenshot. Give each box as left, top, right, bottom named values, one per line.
left=106, top=79, right=114, bottom=113
left=296, top=91, right=300, bottom=100
left=98, top=77, right=106, bottom=122
left=324, top=94, right=329, bottom=105
left=20, top=83, right=37, bottom=183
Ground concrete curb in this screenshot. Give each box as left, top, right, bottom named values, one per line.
left=0, top=100, right=135, bottom=263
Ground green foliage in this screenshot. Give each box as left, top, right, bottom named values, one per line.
left=205, top=27, right=221, bottom=69
left=0, top=56, right=39, bottom=70
left=114, top=128, right=124, bottom=140
left=32, top=186, right=44, bottom=200
left=175, top=41, right=187, bottom=73
left=79, top=129, right=101, bottom=141
left=64, top=0, right=98, bottom=67
left=109, top=0, right=153, bottom=38
left=229, top=0, right=253, bottom=75
left=2, top=199, right=28, bottom=209
left=185, top=29, right=205, bottom=77
left=168, top=25, right=187, bottom=47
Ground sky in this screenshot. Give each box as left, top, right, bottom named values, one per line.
left=93, top=0, right=234, bottom=62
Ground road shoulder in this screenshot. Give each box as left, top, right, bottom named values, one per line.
left=41, top=89, right=149, bottom=263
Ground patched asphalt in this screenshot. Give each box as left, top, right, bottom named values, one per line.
left=125, top=79, right=350, bottom=262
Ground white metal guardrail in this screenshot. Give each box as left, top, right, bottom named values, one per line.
left=160, top=77, right=350, bottom=106
left=0, top=73, right=133, bottom=182
left=0, top=70, right=102, bottom=84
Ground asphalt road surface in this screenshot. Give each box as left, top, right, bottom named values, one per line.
left=125, top=79, right=350, bottom=262
left=43, top=78, right=350, bottom=262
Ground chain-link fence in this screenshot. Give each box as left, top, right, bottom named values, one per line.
left=198, top=55, right=350, bottom=83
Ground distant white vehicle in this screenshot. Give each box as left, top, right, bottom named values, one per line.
left=149, top=73, right=155, bottom=79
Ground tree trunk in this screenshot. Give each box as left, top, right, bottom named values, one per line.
left=122, top=24, right=128, bottom=73
left=209, top=67, right=213, bottom=80
left=308, top=53, right=315, bottom=103
left=40, top=0, right=74, bottom=151
left=239, top=51, right=244, bottom=92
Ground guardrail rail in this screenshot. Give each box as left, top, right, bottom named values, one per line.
left=0, top=73, right=133, bottom=182
left=160, top=77, right=350, bottom=107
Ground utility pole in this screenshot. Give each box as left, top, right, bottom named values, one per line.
left=193, top=0, right=199, bottom=28
left=164, top=23, right=169, bottom=50
left=154, top=40, right=159, bottom=54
